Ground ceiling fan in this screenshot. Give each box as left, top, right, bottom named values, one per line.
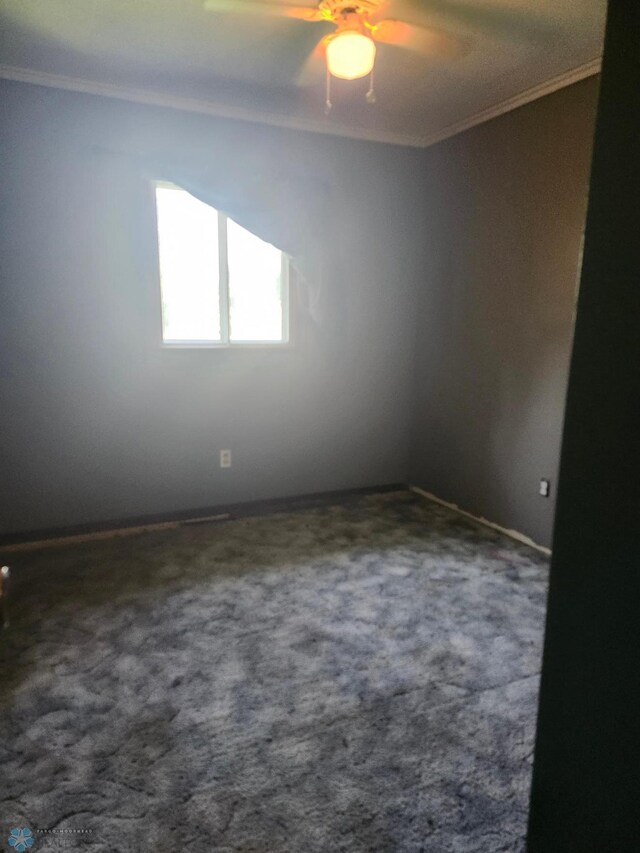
left=203, top=0, right=467, bottom=109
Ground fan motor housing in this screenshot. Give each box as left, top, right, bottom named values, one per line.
left=319, top=0, right=382, bottom=24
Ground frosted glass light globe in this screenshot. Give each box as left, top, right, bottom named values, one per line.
left=326, top=31, right=376, bottom=80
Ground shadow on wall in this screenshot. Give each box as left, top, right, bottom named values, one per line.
left=411, top=75, right=598, bottom=549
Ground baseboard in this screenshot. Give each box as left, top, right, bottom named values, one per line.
left=0, top=484, right=406, bottom=553
left=0, top=484, right=550, bottom=556
left=410, top=486, right=551, bottom=556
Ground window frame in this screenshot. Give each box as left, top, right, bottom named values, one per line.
left=152, top=180, right=291, bottom=350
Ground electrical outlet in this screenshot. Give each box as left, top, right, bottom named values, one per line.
left=220, top=449, right=232, bottom=468
left=539, top=478, right=550, bottom=497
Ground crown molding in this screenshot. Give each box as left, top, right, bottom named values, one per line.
left=0, top=64, right=425, bottom=148
left=418, top=57, right=602, bottom=148
left=0, top=57, right=601, bottom=150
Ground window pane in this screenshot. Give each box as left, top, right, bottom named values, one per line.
left=227, top=218, right=285, bottom=342
left=155, top=186, right=220, bottom=342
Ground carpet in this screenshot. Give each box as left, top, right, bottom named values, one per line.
left=0, top=490, right=548, bottom=852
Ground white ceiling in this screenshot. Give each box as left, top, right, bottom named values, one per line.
left=0, top=0, right=607, bottom=146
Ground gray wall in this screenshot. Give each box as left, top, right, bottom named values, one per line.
left=0, top=80, right=426, bottom=536
left=411, top=78, right=600, bottom=547
left=1, top=77, right=601, bottom=544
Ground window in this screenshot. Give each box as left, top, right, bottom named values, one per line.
left=154, top=183, right=289, bottom=346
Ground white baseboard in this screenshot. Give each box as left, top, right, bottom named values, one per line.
left=1, top=513, right=231, bottom=553
left=3, top=489, right=550, bottom=556
left=410, top=486, right=551, bottom=556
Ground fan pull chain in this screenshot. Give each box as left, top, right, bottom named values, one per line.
left=366, top=67, right=376, bottom=104
left=325, top=68, right=332, bottom=115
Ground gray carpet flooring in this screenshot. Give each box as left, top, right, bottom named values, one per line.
left=0, top=490, right=548, bottom=852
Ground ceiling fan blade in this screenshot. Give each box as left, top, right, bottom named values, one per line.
left=296, top=34, right=332, bottom=87
left=398, top=1, right=558, bottom=43
left=203, top=0, right=324, bottom=21
left=370, top=19, right=468, bottom=60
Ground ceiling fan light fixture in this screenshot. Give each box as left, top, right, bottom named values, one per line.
left=326, top=30, right=376, bottom=80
